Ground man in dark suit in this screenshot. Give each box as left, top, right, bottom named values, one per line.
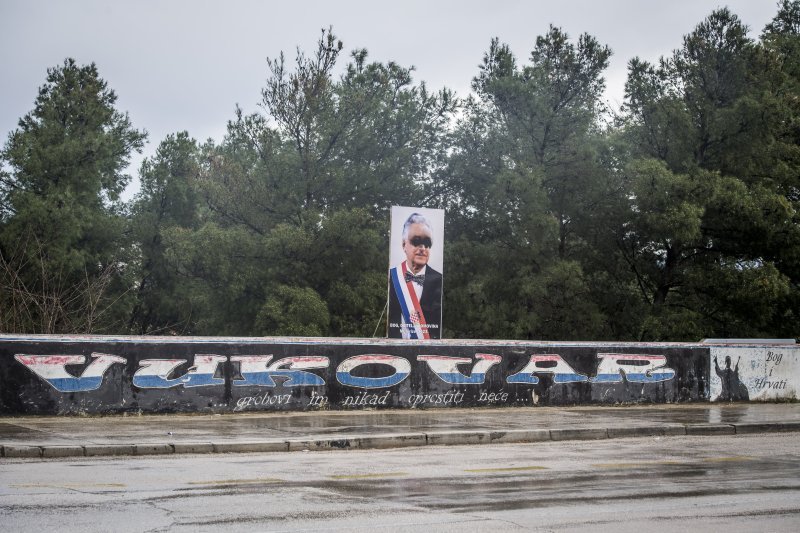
left=388, top=213, right=442, bottom=339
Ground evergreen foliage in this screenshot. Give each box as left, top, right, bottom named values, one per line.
left=1, top=7, right=798, bottom=341
left=0, top=59, right=145, bottom=332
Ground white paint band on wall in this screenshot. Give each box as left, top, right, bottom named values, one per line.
left=710, top=346, right=799, bottom=401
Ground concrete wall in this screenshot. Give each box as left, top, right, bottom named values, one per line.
left=0, top=335, right=795, bottom=415
left=709, top=345, right=800, bottom=401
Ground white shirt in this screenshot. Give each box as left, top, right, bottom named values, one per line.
left=405, top=262, right=427, bottom=301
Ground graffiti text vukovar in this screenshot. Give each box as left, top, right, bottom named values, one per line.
left=13, top=354, right=126, bottom=392
left=13, top=352, right=675, bottom=393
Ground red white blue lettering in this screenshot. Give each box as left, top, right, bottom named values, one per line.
left=336, top=354, right=411, bottom=389
left=592, top=353, right=675, bottom=383
left=14, top=353, right=125, bottom=392
left=418, top=353, right=502, bottom=384
left=230, top=355, right=329, bottom=387
left=506, top=354, right=589, bottom=384
left=132, top=354, right=226, bottom=388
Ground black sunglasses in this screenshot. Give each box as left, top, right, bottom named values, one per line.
left=409, top=236, right=432, bottom=248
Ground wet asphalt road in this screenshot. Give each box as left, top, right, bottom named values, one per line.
left=3, top=404, right=800, bottom=448
left=2, top=432, right=800, bottom=532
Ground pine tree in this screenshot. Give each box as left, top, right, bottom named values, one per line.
left=0, top=59, right=145, bottom=333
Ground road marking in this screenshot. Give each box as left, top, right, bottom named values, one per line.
left=464, top=466, right=548, bottom=473
left=329, top=472, right=408, bottom=479
left=187, top=478, right=283, bottom=486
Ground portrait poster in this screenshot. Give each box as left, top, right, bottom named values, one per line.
left=387, top=206, right=444, bottom=339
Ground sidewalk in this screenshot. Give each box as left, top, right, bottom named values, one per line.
left=2, top=403, right=799, bottom=459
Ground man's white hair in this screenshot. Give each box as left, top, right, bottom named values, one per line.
left=402, top=213, right=433, bottom=241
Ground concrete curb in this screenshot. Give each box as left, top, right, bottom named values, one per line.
left=733, top=421, right=800, bottom=434
left=549, top=428, right=609, bottom=441
left=685, top=423, right=736, bottom=436
left=2, top=422, right=798, bottom=459
left=607, top=425, right=686, bottom=438
left=212, top=441, right=288, bottom=454
left=84, top=444, right=136, bottom=457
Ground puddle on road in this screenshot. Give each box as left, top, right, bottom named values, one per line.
left=319, top=456, right=800, bottom=513
left=0, top=423, right=48, bottom=438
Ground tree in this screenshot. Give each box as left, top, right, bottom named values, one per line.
left=0, top=59, right=145, bottom=333
left=128, top=132, right=201, bottom=334
left=441, top=27, right=613, bottom=340
left=618, top=8, right=798, bottom=339
left=473, top=28, right=612, bottom=259
left=164, top=29, right=455, bottom=336
left=759, top=0, right=800, bottom=337
left=260, top=28, right=455, bottom=217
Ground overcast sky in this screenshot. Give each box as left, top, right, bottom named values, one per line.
left=0, top=0, right=781, bottom=199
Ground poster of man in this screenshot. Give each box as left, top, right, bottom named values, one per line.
left=387, top=206, right=444, bottom=339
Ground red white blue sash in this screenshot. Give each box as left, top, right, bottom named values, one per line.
left=390, top=262, right=430, bottom=340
